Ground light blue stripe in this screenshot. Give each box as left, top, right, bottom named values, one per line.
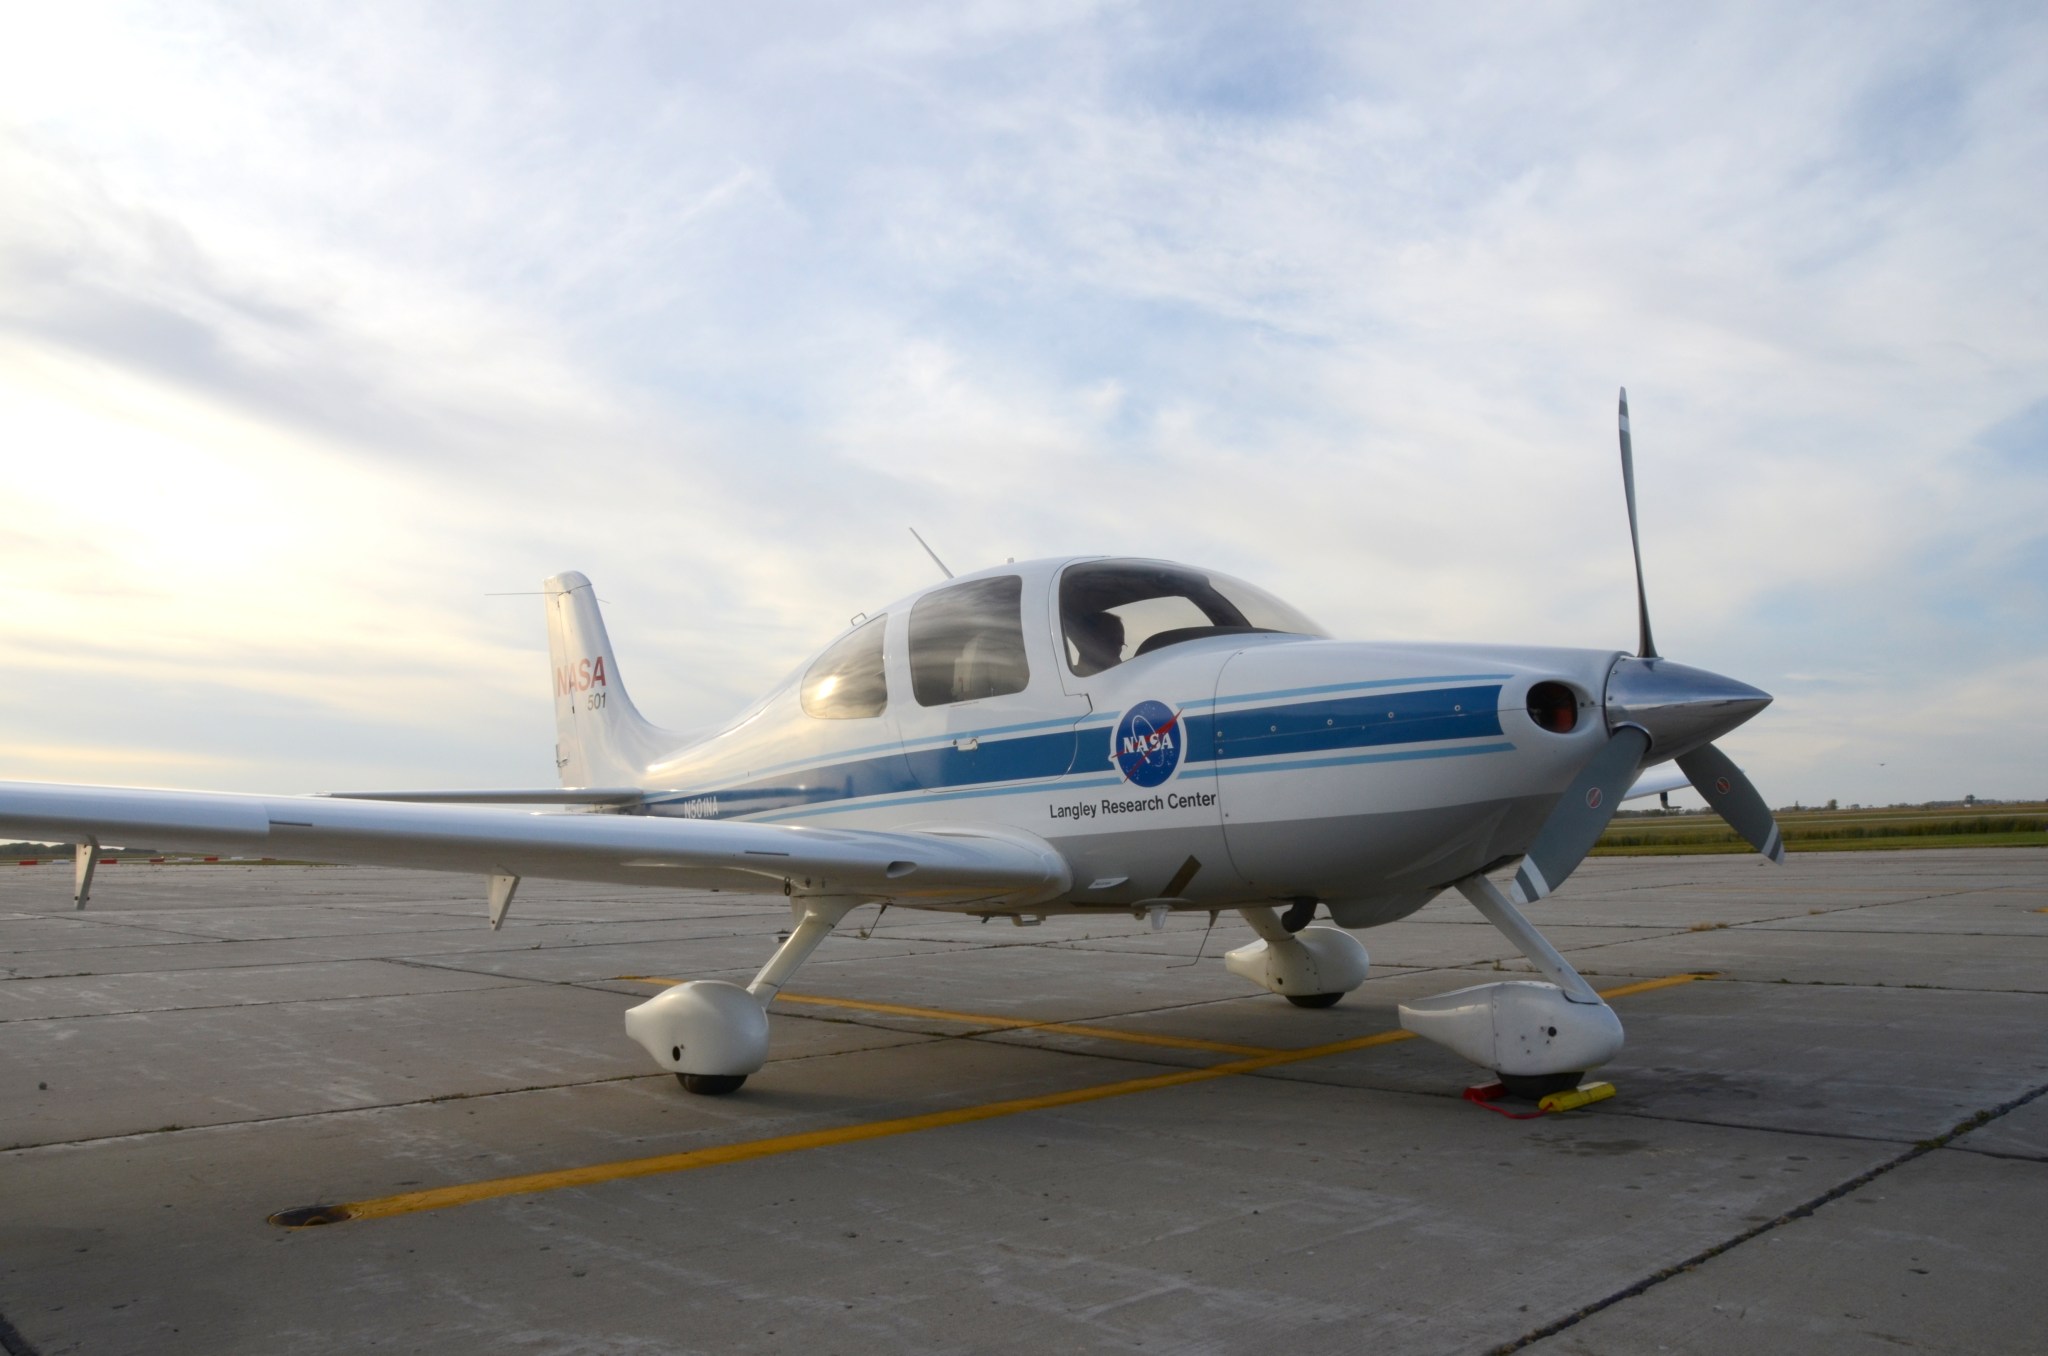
left=690, top=733, right=905, bottom=783
left=655, top=715, right=1120, bottom=791
left=899, top=713, right=1104, bottom=747
left=750, top=775, right=1127, bottom=822
left=751, top=740, right=1515, bottom=820
left=1208, top=741, right=1518, bottom=776
left=1183, top=674, right=1516, bottom=712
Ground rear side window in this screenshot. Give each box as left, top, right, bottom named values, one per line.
left=801, top=615, right=889, bottom=719
left=908, top=575, right=1030, bottom=706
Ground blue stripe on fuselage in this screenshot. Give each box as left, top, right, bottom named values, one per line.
left=646, top=683, right=1508, bottom=820
left=1182, top=684, right=1503, bottom=764
left=1209, top=741, right=1518, bottom=776
left=647, top=725, right=1105, bottom=820
left=1189, top=673, right=1514, bottom=711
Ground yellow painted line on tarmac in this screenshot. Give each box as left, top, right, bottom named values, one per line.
left=1594, top=972, right=1719, bottom=999
left=614, top=976, right=1274, bottom=1057
left=776, top=992, right=1279, bottom=1056
left=272, top=1027, right=1416, bottom=1228
left=271, top=971, right=1711, bottom=1228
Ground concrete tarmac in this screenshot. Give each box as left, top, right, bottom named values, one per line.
left=2, top=850, right=2044, bottom=1354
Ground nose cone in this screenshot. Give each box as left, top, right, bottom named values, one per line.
left=1604, top=657, right=1771, bottom=759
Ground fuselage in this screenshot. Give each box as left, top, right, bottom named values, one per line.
left=625, top=557, right=1624, bottom=926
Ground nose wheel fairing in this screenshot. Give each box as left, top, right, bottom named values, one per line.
left=1224, top=906, right=1372, bottom=1005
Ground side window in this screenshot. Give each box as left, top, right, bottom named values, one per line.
left=801, top=615, right=889, bottom=719
left=908, top=575, right=1030, bottom=706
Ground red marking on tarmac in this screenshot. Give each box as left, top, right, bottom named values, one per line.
left=1462, top=1083, right=1549, bottom=1120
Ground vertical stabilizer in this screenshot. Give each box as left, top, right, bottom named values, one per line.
left=544, top=572, right=678, bottom=788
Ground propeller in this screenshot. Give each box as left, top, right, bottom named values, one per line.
left=1511, top=727, right=1650, bottom=905
left=1507, top=389, right=1783, bottom=905
left=1618, top=388, right=1656, bottom=660
left=1676, top=743, right=1785, bottom=863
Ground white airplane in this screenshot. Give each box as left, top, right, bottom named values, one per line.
left=1, top=392, right=1780, bottom=1098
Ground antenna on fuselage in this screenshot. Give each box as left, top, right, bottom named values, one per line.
left=908, top=527, right=954, bottom=580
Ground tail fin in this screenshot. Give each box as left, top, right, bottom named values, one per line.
left=544, top=572, right=679, bottom=788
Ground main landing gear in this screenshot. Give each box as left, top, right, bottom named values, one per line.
left=623, top=896, right=862, bottom=1095
left=1224, top=904, right=1372, bottom=1007
left=1396, top=872, right=1624, bottom=1091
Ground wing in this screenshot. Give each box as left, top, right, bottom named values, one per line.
left=0, top=780, right=1070, bottom=913
left=1622, top=762, right=1690, bottom=802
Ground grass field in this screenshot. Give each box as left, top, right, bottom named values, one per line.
left=1594, top=802, right=2048, bottom=855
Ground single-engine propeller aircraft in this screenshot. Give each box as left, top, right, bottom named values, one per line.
left=1, top=392, right=1781, bottom=1097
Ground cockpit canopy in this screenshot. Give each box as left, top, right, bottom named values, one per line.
left=797, top=556, right=1325, bottom=720
left=1058, top=559, right=1324, bottom=676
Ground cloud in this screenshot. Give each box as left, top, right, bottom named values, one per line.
left=1, top=2, right=2043, bottom=805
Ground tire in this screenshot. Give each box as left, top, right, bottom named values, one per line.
left=677, top=1072, right=747, bottom=1095
left=1498, top=1070, right=1582, bottom=1100
left=1286, top=992, right=1343, bottom=1009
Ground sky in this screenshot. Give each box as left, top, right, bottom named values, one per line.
left=2, top=1, right=2043, bottom=808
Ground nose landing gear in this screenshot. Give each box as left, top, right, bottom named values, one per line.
left=1398, top=872, right=1624, bottom=1090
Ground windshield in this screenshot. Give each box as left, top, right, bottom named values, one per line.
left=1058, top=560, right=1324, bottom=676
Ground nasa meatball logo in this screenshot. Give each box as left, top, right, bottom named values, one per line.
left=1112, top=700, right=1183, bottom=787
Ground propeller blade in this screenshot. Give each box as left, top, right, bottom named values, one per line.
left=1618, top=388, right=1658, bottom=659
left=1676, top=742, right=1785, bottom=863
left=1510, top=726, right=1652, bottom=904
